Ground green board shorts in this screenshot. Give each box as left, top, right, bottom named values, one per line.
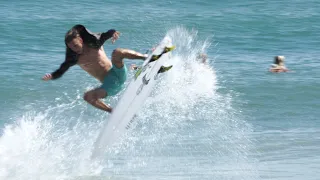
left=100, top=65, right=127, bottom=96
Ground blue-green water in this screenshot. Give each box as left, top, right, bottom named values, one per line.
left=1, top=0, right=319, bottom=179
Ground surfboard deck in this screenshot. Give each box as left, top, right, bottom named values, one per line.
left=91, top=37, right=174, bottom=159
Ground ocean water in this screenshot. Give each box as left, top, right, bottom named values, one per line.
left=1, top=0, right=320, bottom=179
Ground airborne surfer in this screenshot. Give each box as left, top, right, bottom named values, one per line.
left=42, top=24, right=147, bottom=113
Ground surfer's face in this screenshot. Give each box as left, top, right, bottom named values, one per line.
left=67, top=37, right=84, bottom=54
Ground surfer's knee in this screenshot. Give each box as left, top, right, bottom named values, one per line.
left=83, top=91, right=97, bottom=103
left=113, top=48, right=125, bottom=54
left=111, top=48, right=125, bottom=68
left=84, top=89, right=107, bottom=102
left=112, top=48, right=125, bottom=59
left=83, top=92, right=92, bottom=103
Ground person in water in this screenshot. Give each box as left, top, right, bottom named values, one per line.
left=197, top=53, right=207, bottom=64
left=269, top=56, right=289, bottom=73
left=42, top=24, right=147, bottom=113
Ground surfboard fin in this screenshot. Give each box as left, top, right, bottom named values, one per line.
left=149, top=46, right=176, bottom=63
left=158, top=65, right=173, bottom=74
left=163, top=46, right=176, bottom=53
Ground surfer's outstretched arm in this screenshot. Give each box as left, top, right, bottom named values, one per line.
left=42, top=48, right=77, bottom=81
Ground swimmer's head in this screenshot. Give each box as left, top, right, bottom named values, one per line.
left=197, top=53, right=207, bottom=63
left=274, top=56, right=285, bottom=66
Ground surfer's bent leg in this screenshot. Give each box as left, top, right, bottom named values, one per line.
left=83, top=88, right=113, bottom=113
left=111, top=48, right=146, bottom=68
left=84, top=48, right=147, bottom=114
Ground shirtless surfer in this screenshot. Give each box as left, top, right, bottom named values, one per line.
left=42, top=24, right=147, bottom=113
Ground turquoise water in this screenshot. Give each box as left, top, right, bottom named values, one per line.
left=1, top=0, right=320, bottom=179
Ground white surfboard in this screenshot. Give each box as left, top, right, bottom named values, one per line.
left=91, top=36, right=174, bottom=159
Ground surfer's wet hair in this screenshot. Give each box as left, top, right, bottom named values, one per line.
left=65, top=28, right=80, bottom=44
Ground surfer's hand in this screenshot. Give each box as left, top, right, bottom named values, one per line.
left=111, top=31, right=120, bottom=44
left=42, top=73, right=52, bottom=81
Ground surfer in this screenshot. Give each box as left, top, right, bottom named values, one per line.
left=42, top=24, right=147, bottom=113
